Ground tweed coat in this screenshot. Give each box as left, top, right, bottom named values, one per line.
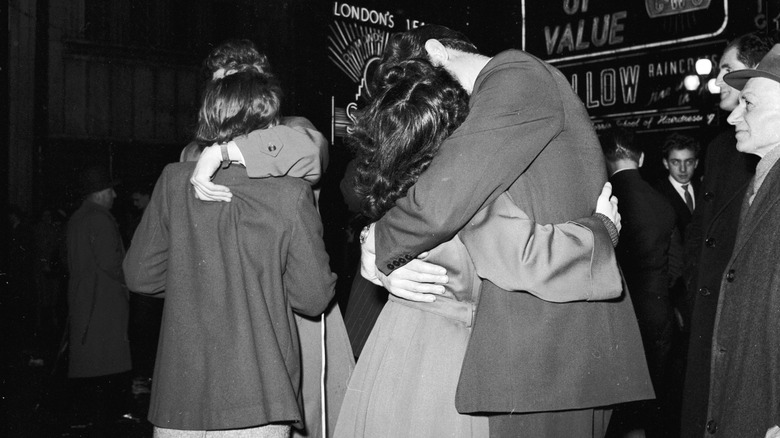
left=66, top=199, right=132, bottom=378
left=374, top=50, right=653, bottom=414
left=704, top=157, right=780, bottom=436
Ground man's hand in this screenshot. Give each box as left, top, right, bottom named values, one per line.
left=191, top=145, right=233, bottom=202
left=360, top=224, right=448, bottom=302
left=596, top=182, right=621, bottom=233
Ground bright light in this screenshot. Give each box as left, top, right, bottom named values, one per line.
left=707, top=78, right=721, bottom=94
left=684, top=75, right=701, bottom=91
left=695, top=58, right=714, bottom=76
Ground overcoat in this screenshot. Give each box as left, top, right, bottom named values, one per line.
left=681, top=130, right=756, bottom=437
left=66, top=199, right=132, bottom=378
left=705, top=157, right=780, bottom=436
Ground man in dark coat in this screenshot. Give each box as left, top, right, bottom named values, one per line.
left=66, top=165, right=132, bottom=430
left=680, top=32, right=771, bottom=437
left=361, top=25, right=653, bottom=436
left=655, top=133, right=701, bottom=242
left=600, top=128, right=681, bottom=437
left=699, top=44, right=780, bottom=437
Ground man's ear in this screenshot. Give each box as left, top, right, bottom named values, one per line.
left=424, top=39, right=449, bottom=66
left=693, top=158, right=700, bottom=169
left=662, top=158, right=670, bottom=170
left=639, top=152, right=645, bottom=168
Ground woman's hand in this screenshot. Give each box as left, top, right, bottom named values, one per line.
left=191, top=145, right=233, bottom=202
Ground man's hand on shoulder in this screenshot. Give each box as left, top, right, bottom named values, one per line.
left=596, top=182, right=621, bottom=233
left=360, top=224, right=448, bottom=302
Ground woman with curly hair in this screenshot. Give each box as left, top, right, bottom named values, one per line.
left=334, top=60, right=623, bottom=437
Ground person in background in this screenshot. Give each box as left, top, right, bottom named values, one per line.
left=599, top=127, right=681, bottom=438
left=125, top=182, right=164, bottom=412
left=124, top=69, right=337, bottom=437
left=680, top=31, right=774, bottom=438
left=702, top=43, right=780, bottom=437
left=66, top=165, right=133, bottom=433
left=186, top=39, right=354, bottom=438
left=656, top=133, right=700, bottom=242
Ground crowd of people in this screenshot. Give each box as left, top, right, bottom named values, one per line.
left=4, top=23, right=780, bottom=438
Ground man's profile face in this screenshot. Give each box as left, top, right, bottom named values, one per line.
left=663, top=149, right=698, bottom=184
left=717, top=47, right=749, bottom=112
left=728, top=77, right=780, bottom=158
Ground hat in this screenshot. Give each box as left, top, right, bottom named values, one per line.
left=724, top=43, right=780, bottom=91
left=78, top=165, right=119, bottom=196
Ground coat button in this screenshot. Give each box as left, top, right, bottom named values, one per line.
left=726, top=270, right=735, bottom=282
left=268, top=144, right=277, bottom=152
left=393, top=260, right=401, bottom=267
left=704, top=191, right=714, bottom=201
left=386, top=264, right=395, bottom=271
left=705, top=238, right=716, bottom=248
left=405, top=254, right=414, bottom=261
left=706, top=419, right=718, bottom=434
left=698, top=287, right=711, bottom=296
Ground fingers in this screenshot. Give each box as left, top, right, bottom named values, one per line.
left=191, top=177, right=233, bottom=202
left=601, top=181, right=612, bottom=197
left=405, top=259, right=447, bottom=277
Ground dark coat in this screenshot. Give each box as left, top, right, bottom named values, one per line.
left=655, top=177, right=699, bottom=242
left=680, top=130, right=756, bottom=437
left=374, top=50, right=653, bottom=414
left=705, top=156, right=780, bottom=436
left=66, top=200, right=131, bottom=378
left=610, top=169, right=679, bottom=399
left=123, top=163, right=336, bottom=430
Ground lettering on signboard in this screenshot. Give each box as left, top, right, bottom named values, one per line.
left=544, top=0, right=627, bottom=56
left=645, top=0, right=711, bottom=18
left=333, top=2, right=396, bottom=28
left=570, top=64, right=639, bottom=108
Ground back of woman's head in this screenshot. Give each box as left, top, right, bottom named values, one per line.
left=195, top=70, right=282, bottom=145
left=204, top=39, right=271, bottom=78
left=351, top=59, right=469, bottom=220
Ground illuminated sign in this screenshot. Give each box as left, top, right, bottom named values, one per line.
left=522, top=0, right=728, bottom=62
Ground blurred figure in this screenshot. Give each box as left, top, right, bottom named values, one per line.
left=66, top=165, right=132, bottom=433
left=701, top=43, right=780, bottom=436
left=656, top=133, right=700, bottom=241
left=126, top=182, right=164, bottom=411
left=680, top=32, right=773, bottom=437
left=600, top=127, right=681, bottom=438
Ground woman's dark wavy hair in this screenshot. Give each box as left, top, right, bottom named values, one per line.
left=372, top=24, right=478, bottom=93
left=350, top=59, right=469, bottom=221
left=195, top=70, right=282, bottom=145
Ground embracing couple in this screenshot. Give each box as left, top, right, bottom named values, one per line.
left=334, top=25, right=653, bottom=437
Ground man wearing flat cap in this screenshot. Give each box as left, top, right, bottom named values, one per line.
left=66, top=165, right=132, bottom=430
left=703, top=44, right=780, bottom=437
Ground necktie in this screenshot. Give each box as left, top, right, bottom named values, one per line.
left=682, top=184, right=694, bottom=212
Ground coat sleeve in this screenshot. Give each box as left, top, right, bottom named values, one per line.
left=123, top=168, right=170, bottom=295
left=375, top=55, right=565, bottom=274
left=233, top=121, right=326, bottom=184
left=460, top=193, right=622, bottom=302
left=283, top=185, right=337, bottom=317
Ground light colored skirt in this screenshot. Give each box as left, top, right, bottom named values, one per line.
left=154, top=424, right=290, bottom=438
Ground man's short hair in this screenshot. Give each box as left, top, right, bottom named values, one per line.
left=726, top=31, right=780, bottom=68
left=662, top=133, right=700, bottom=159
left=600, top=127, right=642, bottom=164
left=195, top=70, right=282, bottom=145
left=373, top=25, right=479, bottom=92
left=203, top=39, right=271, bottom=77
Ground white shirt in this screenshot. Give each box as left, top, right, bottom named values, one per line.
left=668, top=175, right=696, bottom=210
